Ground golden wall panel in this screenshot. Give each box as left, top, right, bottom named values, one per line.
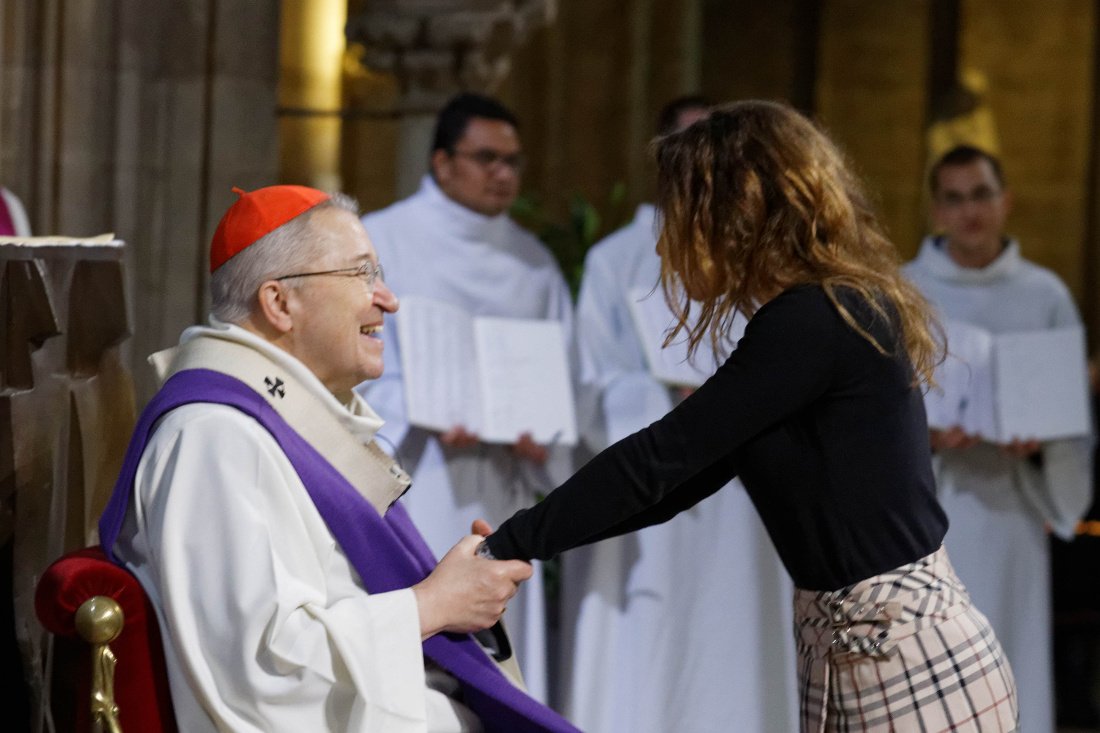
left=702, top=0, right=808, bottom=105
left=816, top=0, right=930, bottom=258
left=961, top=0, right=1095, bottom=300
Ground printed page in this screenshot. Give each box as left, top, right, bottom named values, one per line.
left=994, top=325, right=1090, bottom=442
left=0, top=233, right=118, bottom=245
left=473, top=316, right=578, bottom=446
left=626, top=287, right=740, bottom=388
left=925, top=320, right=996, bottom=440
left=394, top=296, right=482, bottom=434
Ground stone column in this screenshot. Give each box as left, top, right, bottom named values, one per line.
left=346, top=0, right=556, bottom=198
left=279, top=0, right=347, bottom=191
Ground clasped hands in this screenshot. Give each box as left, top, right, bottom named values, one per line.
left=439, top=425, right=550, bottom=466
left=413, top=519, right=531, bottom=640
left=929, top=426, right=1041, bottom=458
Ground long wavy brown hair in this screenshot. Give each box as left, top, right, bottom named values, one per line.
left=654, top=100, right=942, bottom=384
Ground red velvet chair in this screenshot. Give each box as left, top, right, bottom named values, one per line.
left=35, top=547, right=177, bottom=732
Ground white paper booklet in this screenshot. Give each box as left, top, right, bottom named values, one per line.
left=924, top=321, right=1089, bottom=442
left=994, top=326, right=1090, bottom=442
left=626, top=286, right=744, bottom=388
left=923, top=320, right=997, bottom=439
left=395, top=295, right=578, bottom=446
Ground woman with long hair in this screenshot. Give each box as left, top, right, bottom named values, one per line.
left=483, top=101, right=1018, bottom=731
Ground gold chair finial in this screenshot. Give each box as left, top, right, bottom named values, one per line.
left=75, top=596, right=124, bottom=733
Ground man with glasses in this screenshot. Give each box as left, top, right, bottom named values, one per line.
left=905, top=145, right=1091, bottom=733
left=100, top=185, right=579, bottom=732
left=358, top=93, right=573, bottom=702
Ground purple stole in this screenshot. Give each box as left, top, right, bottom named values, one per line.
left=0, top=190, right=16, bottom=235
left=99, top=368, right=579, bottom=733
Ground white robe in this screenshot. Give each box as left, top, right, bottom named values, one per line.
left=358, top=176, right=576, bottom=702
left=562, top=205, right=798, bottom=732
left=905, top=237, right=1093, bottom=733
left=115, top=323, right=483, bottom=733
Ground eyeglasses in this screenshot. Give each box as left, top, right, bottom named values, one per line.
left=451, top=148, right=525, bottom=173
left=274, top=261, right=385, bottom=291
left=935, top=186, right=1002, bottom=209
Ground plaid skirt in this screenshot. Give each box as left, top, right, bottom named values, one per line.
left=794, top=546, right=1018, bottom=732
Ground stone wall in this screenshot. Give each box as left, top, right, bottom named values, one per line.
left=0, top=0, right=281, bottom=404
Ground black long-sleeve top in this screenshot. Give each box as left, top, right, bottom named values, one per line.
left=486, top=284, right=948, bottom=591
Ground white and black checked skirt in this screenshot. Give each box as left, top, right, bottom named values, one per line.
left=794, top=546, right=1018, bottom=732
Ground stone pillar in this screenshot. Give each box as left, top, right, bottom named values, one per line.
left=279, top=0, right=347, bottom=192
left=346, top=0, right=556, bottom=198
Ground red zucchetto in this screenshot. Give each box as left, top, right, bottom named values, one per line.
left=209, top=185, right=330, bottom=272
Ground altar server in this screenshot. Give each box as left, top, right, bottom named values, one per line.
left=905, top=144, right=1092, bottom=733
left=357, top=94, right=574, bottom=700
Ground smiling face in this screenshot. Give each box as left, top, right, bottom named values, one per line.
left=931, top=158, right=1012, bottom=268
left=280, top=207, right=398, bottom=394
left=431, top=117, right=522, bottom=217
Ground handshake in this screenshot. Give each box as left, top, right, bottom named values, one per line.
left=412, top=519, right=531, bottom=640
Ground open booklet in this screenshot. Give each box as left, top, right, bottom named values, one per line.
left=626, top=286, right=745, bottom=388
left=924, top=320, right=1090, bottom=443
left=395, top=295, right=578, bottom=446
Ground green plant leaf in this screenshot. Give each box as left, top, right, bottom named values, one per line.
left=510, top=183, right=629, bottom=298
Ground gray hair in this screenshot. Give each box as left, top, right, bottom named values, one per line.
left=210, top=192, right=360, bottom=324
